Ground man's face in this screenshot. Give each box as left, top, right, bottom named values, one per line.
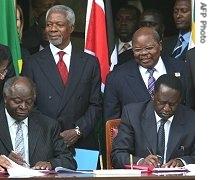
left=132, top=31, right=162, bottom=68
left=153, top=84, right=181, bottom=119
left=4, top=82, right=35, bottom=121
left=115, top=9, right=139, bottom=42
left=46, top=12, right=74, bottom=49
left=173, top=0, right=191, bottom=31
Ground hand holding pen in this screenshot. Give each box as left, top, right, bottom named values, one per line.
left=8, top=151, right=30, bottom=168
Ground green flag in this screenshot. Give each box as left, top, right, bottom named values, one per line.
left=0, top=0, right=22, bottom=75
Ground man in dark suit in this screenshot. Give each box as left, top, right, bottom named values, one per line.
left=22, top=5, right=102, bottom=150
left=111, top=74, right=194, bottom=168
left=104, top=27, right=192, bottom=121
left=0, top=76, right=76, bottom=170
left=0, top=44, right=15, bottom=101
left=162, top=0, right=192, bottom=61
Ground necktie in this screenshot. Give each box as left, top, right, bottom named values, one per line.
left=157, top=119, right=167, bottom=164
left=57, top=51, right=68, bottom=85
left=15, top=121, right=25, bottom=159
left=147, top=68, right=156, bottom=97
left=172, top=35, right=184, bottom=58
left=122, top=43, right=131, bottom=53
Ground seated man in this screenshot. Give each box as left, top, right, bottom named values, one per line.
left=111, top=74, right=194, bottom=168
left=0, top=76, right=76, bottom=170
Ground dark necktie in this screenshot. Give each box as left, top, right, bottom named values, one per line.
left=147, top=68, right=156, bottom=97
left=172, top=35, right=184, bottom=58
left=157, top=119, right=167, bottom=164
left=15, top=121, right=25, bottom=159
left=57, top=51, right=68, bottom=85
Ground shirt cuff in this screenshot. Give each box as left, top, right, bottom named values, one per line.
left=136, top=158, right=144, bottom=165
left=176, top=158, right=187, bottom=166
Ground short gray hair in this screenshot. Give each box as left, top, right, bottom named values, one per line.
left=3, top=76, right=36, bottom=98
left=46, top=5, right=75, bottom=25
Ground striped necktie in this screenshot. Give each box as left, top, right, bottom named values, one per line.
left=172, top=35, right=184, bottom=58
left=157, top=119, right=167, bottom=165
left=147, top=68, right=156, bottom=97
left=15, top=121, right=25, bottom=159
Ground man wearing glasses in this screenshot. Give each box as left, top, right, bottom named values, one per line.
left=104, top=27, right=193, bottom=121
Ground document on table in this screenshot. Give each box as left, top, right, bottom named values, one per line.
left=93, top=169, right=142, bottom=177
left=2, top=155, right=45, bottom=178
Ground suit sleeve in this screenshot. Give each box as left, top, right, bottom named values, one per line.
left=75, top=58, right=102, bottom=137
left=111, top=106, right=142, bottom=168
left=49, top=121, right=77, bottom=170
left=103, top=72, right=122, bottom=121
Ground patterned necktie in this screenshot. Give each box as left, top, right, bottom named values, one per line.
left=15, top=121, right=25, bottom=159
left=147, top=68, right=156, bottom=97
left=157, top=119, right=167, bottom=164
left=57, top=51, right=68, bottom=85
left=172, top=35, right=184, bottom=58
left=122, top=43, right=131, bottom=52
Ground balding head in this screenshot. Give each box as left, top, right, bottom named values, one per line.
left=3, top=76, right=36, bottom=121
left=132, top=27, right=162, bottom=68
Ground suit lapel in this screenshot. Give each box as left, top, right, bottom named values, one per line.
left=166, top=107, right=185, bottom=161
left=125, top=61, right=149, bottom=99
left=37, top=46, right=64, bottom=96
left=141, top=101, right=157, bottom=154
left=0, top=107, right=13, bottom=153
left=28, top=115, right=41, bottom=160
left=58, top=49, right=87, bottom=113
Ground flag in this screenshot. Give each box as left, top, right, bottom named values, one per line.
left=188, top=0, right=195, bottom=50
left=0, top=0, right=22, bottom=75
left=85, top=0, right=117, bottom=91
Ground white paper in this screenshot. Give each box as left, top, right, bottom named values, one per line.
left=3, top=155, right=45, bottom=178
left=93, top=169, right=142, bottom=177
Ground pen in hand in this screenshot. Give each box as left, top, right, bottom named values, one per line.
left=10, top=151, right=30, bottom=168
left=146, top=147, right=162, bottom=168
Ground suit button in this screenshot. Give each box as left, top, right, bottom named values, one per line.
left=49, top=96, right=52, bottom=99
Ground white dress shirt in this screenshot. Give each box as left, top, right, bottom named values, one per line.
left=50, top=42, right=72, bottom=71
left=5, top=109, right=29, bottom=164
left=118, top=39, right=132, bottom=54
left=139, top=57, right=167, bottom=88
left=155, top=112, right=173, bottom=164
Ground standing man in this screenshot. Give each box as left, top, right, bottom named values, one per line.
left=162, top=0, right=192, bottom=61
left=0, top=76, right=76, bottom=170
left=111, top=74, right=194, bottom=168
left=22, top=5, right=102, bottom=150
left=104, top=27, right=193, bottom=121
left=114, top=5, right=141, bottom=66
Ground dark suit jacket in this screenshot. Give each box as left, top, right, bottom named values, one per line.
left=0, top=106, right=77, bottom=169
left=185, top=48, right=195, bottom=110
left=111, top=100, right=195, bottom=168
left=22, top=46, right=102, bottom=149
left=162, top=34, right=189, bottom=61
left=104, top=58, right=193, bottom=121
left=0, top=44, right=15, bottom=101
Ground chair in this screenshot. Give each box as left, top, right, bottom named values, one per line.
left=105, top=119, right=121, bottom=169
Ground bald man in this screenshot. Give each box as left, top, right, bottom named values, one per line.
left=104, top=27, right=193, bottom=121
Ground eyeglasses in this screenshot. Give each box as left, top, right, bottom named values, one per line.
left=133, top=44, right=158, bottom=54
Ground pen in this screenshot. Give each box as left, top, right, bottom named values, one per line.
left=146, top=147, right=162, bottom=168
left=12, top=151, right=30, bottom=168
left=130, top=154, right=133, bottom=170
left=99, top=154, right=104, bottom=170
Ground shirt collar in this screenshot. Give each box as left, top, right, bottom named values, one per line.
left=50, top=42, right=72, bottom=56
left=139, top=57, right=165, bottom=74
left=5, top=108, right=28, bottom=128
left=154, top=111, right=174, bottom=124
left=118, top=39, right=132, bottom=50
left=179, top=31, right=191, bottom=42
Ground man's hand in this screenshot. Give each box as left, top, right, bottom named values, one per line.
left=162, top=159, right=184, bottom=168
left=139, top=155, right=160, bottom=167
left=8, top=151, right=26, bottom=166
left=32, top=161, right=52, bottom=170
left=60, top=129, right=81, bottom=147
left=0, top=155, right=11, bottom=171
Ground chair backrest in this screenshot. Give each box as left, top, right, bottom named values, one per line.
left=105, top=119, right=121, bottom=169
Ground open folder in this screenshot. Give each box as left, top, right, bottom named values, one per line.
left=74, top=148, right=99, bottom=170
